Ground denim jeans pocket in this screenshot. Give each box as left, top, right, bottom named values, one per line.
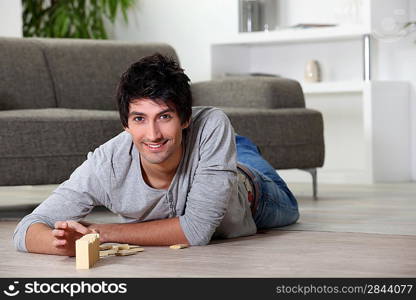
left=254, top=178, right=300, bottom=229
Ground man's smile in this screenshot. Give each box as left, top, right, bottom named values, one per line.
left=143, top=140, right=168, bottom=152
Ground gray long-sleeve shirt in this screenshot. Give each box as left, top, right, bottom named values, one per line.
left=13, top=106, right=257, bottom=251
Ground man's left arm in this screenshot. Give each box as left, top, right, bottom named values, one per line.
left=87, top=217, right=189, bottom=246
left=178, top=109, right=237, bottom=246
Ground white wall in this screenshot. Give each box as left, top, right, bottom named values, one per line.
left=0, top=0, right=22, bottom=37
left=375, top=36, right=416, bottom=180
left=111, top=0, right=237, bottom=83
left=371, top=0, right=416, bottom=180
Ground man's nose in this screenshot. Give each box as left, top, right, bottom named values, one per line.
left=146, top=122, right=163, bottom=141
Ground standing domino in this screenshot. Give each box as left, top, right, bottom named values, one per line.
left=76, top=233, right=100, bottom=269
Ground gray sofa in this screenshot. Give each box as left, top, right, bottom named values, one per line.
left=0, top=37, right=324, bottom=197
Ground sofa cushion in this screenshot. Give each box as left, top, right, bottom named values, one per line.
left=221, top=107, right=325, bottom=169
left=39, top=39, right=179, bottom=110
left=0, top=38, right=56, bottom=110
left=0, top=108, right=123, bottom=185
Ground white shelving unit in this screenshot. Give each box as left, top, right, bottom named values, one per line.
left=210, top=1, right=411, bottom=184
left=301, top=81, right=365, bottom=94
left=215, top=24, right=370, bottom=45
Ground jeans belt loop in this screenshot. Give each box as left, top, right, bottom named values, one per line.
left=237, top=164, right=259, bottom=216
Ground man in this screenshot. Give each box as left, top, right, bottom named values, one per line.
left=14, top=54, right=299, bottom=256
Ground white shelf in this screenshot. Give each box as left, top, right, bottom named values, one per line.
left=210, top=0, right=412, bottom=184
left=214, top=25, right=370, bottom=46
left=301, top=81, right=365, bottom=94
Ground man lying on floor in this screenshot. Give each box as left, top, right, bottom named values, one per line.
left=13, top=54, right=299, bottom=256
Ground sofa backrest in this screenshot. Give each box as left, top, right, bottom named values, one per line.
left=0, top=38, right=56, bottom=110
left=0, top=37, right=179, bottom=111
left=39, top=38, right=179, bottom=110
left=191, top=77, right=305, bottom=109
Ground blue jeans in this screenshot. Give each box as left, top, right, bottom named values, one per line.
left=236, top=135, right=300, bottom=229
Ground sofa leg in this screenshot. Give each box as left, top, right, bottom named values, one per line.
left=301, top=168, right=318, bottom=200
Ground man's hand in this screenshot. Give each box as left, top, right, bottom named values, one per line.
left=51, top=221, right=95, bottom=256
left=86, top=223, right=109, bottom=243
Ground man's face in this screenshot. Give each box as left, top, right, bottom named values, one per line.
left=125, top=98, right=189, bottom=170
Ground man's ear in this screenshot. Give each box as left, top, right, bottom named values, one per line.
left=182, top=119, right=191, bottom=130
left=124, top=125, right=131, bottom=134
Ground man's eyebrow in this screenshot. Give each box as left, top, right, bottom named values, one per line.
left=128, top=111, right=144, bottom=116
left=128, top=108, right=175, bottom=116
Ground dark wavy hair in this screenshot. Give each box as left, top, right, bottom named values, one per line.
left=116, top=53, right=192, bottom=128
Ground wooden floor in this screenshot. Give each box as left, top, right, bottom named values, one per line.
left=0, top=182, right=415, bottom=277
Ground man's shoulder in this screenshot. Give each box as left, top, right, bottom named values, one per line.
left=100, top=131, right=132, bottom=151
left=187, top=106, right=235, bottom=152
left=191, top=106, right=230, bottom=126
left=88, top=131, right=133, bottom=164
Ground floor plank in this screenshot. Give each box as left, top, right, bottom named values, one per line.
left=0, top=183, right=415, bottom=277
left=1, top=221, right=415, bottom=277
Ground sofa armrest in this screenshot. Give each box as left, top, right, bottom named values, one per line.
left=191, top=76, right=305, bottom=109
left=221, top=107, right=325, bottom=169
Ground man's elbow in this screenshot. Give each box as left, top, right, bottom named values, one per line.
left=185, top=231, right=213, bottom=246
left=179, top=217, right=216, bottom=246
left=191, top=238, right=210, bottom=246
left=13, top=226, right=27, bottom=252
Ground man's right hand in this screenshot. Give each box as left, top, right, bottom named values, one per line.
left=51, top=221, right=95, bottom=256
left=25, top=221, right=95, bottom=257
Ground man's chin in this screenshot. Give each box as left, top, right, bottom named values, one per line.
left=140, top=153, right=168, bottom=165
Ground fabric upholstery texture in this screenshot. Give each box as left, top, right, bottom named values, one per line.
left=192, top=77, right=305, bottom=109
left=0, top=37, right=325, bottom=186
left=221, top=107, right=324, bottom=169
left=0, top=109, right=122, bottom=185
left=40, top=39, right=178, bottom=110
left=0, top=38, right=56, bottom=110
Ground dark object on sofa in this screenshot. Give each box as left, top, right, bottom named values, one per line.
left=0, top=37, right=324, bottom=198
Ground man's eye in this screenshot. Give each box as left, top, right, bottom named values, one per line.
left=160, top=114, right=172, bottom=120
left=133, top=116, right=144, bottom=122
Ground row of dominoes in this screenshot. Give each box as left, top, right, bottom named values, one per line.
left=76, top=234, right=189, bottom=269
left=99, top=243, right=144, bottom=257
